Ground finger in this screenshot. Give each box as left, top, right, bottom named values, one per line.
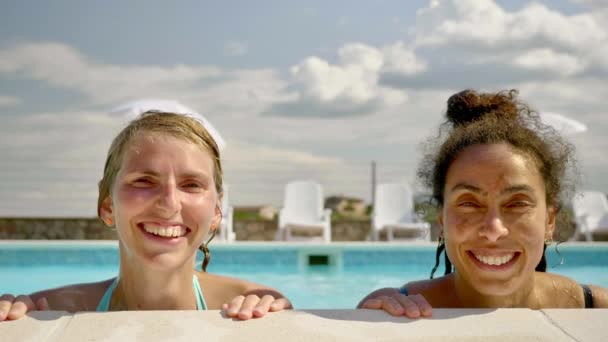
left=224, top=295, right=245, bottom=318
left=7, top=295, right=36, bottom=320
left=0, top=294, right=16, bottom=321
left=252, top=295, right=275, bottom=317
left=36, top=297, right=50, bottom=311
left=408, top=294, right=432, bottom=317
left=394, top=294, right=420, bottom=318
left=269, top=297, right=292, bottom=311
left=237, top=294, right=260, bottom=320
left=380, top=296, right=405, bottom=316
left=360, top=298, right=383, bottom=310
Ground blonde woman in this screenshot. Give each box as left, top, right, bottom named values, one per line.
left=1, top=112, right=291, bottom=321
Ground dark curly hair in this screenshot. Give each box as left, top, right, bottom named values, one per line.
left=420, top=89, right=577, bottom=278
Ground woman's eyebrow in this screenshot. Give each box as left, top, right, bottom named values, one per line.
left=500, top=184, right=534, bottom=195
left=179, top=171, right=209, bottom=179
left=123, top=170, right=160, bottom=177
left=450, top=183, right=482, bottom=194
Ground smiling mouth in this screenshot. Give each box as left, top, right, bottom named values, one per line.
left=469, top=251, right=520, bottom=267
left=139, top=223, right=190, bottom=238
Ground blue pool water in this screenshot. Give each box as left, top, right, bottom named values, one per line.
left=1, top=242, right=607, bottom=309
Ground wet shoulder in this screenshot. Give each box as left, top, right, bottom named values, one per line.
left=405, top=275, right=458, bottom=307
left=588, top=285, right=608, bottom=308
left=30, top=278, right=115, bottom=312
left=538, top=272, right=587, bottom=308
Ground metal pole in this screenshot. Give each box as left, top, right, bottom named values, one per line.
left=371, top=160, right=376, bottom=211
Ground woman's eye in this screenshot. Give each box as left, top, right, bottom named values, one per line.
left=132, top=178, right=153, bottom=186
left=182, top=182, right=202, bottom=189
left=458, top=201, right=478, bottom=207
left=508, top=201, right=530, bottom=208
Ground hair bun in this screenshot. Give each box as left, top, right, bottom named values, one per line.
left=446, top=89, right=518, bottom=127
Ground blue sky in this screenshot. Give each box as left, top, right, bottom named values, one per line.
left=1, top=0, right=607, bottom=216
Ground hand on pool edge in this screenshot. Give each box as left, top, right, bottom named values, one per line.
left=359, top=288, right=432, bottom=318
left=0, top=294, right=49, bottom=321
left=222, top=294, right=292, bottom=320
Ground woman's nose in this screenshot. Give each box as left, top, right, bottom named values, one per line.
left=479, top=207, right=509, bottom=242
left=155, top=183, right=181, bottom=215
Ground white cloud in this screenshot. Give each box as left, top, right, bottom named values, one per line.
left=570, top=0, right=608, bottom=8
left=223, top=41, right=248, bottom=57
left=0, top=42, right=222, bottom=105
left=0, top=95, right=21, bottom=107
left=267, top=42, right=425, bottom=118
left=416, top=0, right=606, bottom=51
left=512, top=48, right=587, bottom=76
left=412, top=0, right=607, bottom=76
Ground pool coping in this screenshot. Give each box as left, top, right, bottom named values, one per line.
left=1, top=309, right=606, bottom=341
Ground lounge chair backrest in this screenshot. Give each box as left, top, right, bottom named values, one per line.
left=221, top=184, right=230, bottom=215
left=375, top=183, right=415, bottom=225
left=283, top=180, right=324, bottom=223
left=573, top=191, right=608, bottom=228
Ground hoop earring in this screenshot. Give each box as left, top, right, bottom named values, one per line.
left=199, top=228, right=217, bottom=272
left=544, top=238, right=553, bottom=246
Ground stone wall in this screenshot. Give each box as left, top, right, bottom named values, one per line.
left=0, top=217, right=585, bottom=241
left=0, top=218, right=118, bottom=240
left=0, top=217, right=420, bottom=241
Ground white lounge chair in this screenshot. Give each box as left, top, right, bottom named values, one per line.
left=218, top=185, right=235, bottom=242
left=277, top=180, right=332, bottom=242
left=572, top=190, right=608, bottom=241
left=371, top=183, right=430, bottom=241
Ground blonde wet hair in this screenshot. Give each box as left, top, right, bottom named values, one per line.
left=97, top=111, right=223, bottom=219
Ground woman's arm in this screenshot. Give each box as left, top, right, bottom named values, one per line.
left=357, top=286, right=432, bottom=318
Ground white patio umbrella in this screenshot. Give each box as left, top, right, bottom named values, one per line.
left=540, top=112, right=588, bottom=136
left=110, top=99, right=226, bottom=150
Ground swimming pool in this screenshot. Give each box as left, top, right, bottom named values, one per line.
left=1, top=241, right=607, bottom=309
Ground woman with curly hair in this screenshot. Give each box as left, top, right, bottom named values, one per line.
left=359, top=89, right=607, bottom=316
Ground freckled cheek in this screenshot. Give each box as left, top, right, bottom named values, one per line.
left=511, top=220, right=545, bottom=249
left=444, top=211, right=481, bottom=238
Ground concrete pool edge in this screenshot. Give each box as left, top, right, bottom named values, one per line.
left=1, top=309, right=606, bottom=341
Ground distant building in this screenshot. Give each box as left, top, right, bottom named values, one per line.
left=325, top=195, right=367, bottom=217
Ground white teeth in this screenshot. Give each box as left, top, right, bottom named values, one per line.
left=142, top=224, right=185, bottom=238
left=474, top=253, right=515, bottom=266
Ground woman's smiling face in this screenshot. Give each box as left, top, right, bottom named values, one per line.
left=440, top=143, right=555, bottom=296
left=103, top=132, right=221, bottom=269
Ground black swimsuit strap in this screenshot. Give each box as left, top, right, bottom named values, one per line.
left=581, top=284, right=594, bottom=309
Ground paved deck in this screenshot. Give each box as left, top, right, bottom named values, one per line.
left=1, top=309, right=606, bottom=341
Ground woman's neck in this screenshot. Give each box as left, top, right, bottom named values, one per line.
left=451, top=272, right=542, bottom=308
left=110, top=258, right=197, bottom=311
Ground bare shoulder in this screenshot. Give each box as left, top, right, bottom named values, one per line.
left=406, top=275, right=456, bottom=307
left=29, top=278, right=114, bottom=312
left=196, top=272, right=284, bottom=309
left=406, top=277, right=448, bottom=294
left=540, top=272, right=591, bottom=308
left=588, top=285, right=608, bottom=308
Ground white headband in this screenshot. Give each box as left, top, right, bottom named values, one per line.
left=110, top=99, right=226, bottom=150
